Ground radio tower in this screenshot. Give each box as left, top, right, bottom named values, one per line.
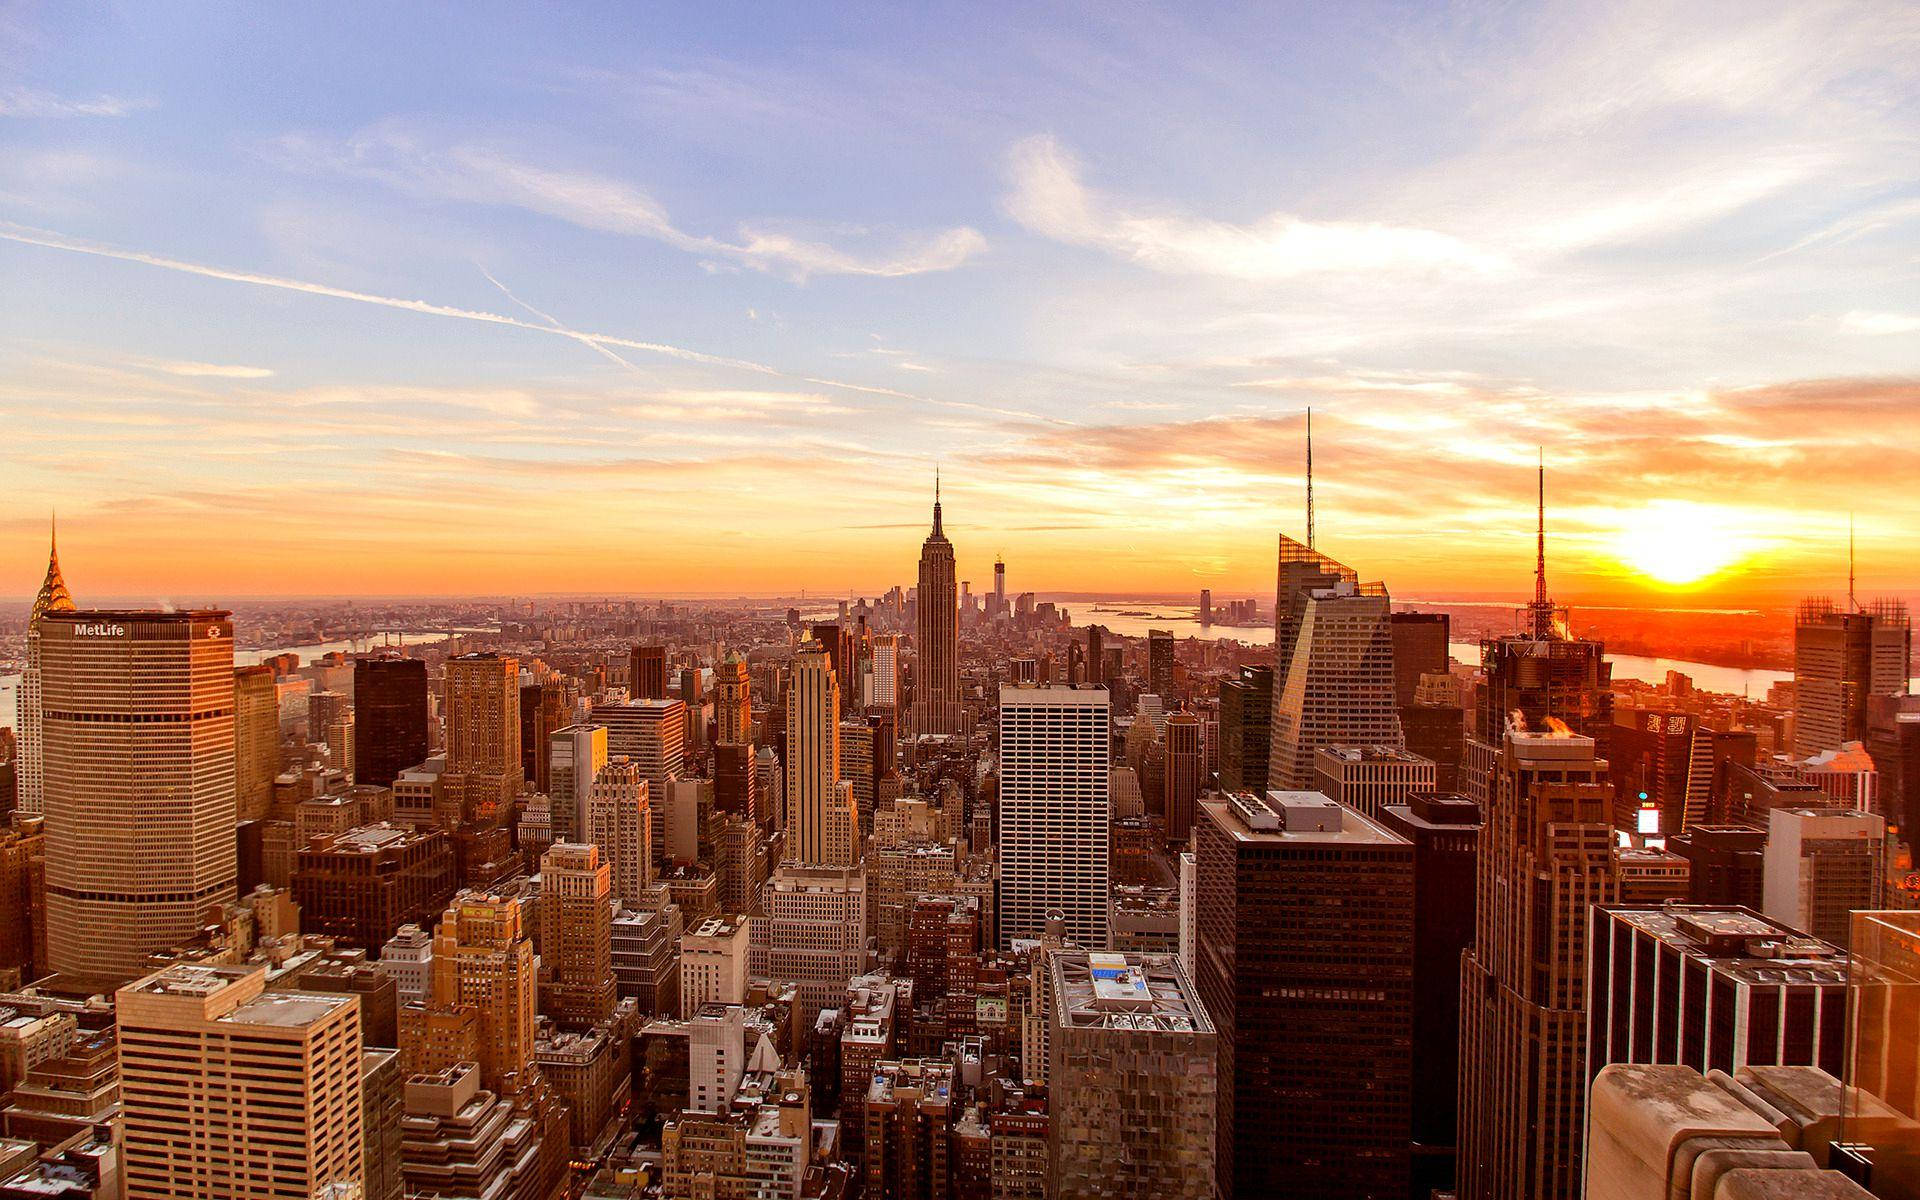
left=1305, top=407, right=1315, bottom=550
left=1527, top=449, right=1555, bottom=640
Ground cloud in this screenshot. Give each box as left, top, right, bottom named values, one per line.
left=1003, top=134, right=1505, bottom=279
left=141, top=359, right=276, bottom=379
left=0, top=87, right=153, bottom=118
left=272, top=129, right=986, bottom=279
left=1839, top=312, right=1920, bottom=336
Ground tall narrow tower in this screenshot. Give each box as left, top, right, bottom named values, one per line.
left=913, top=477, right=961, bottom=740
left=785, top=641, right=855, bottom=866
left=18, top=518, right=75, bottom=816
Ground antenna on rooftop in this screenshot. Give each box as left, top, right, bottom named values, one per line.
left=1305, top=407, right=1315, bottom=550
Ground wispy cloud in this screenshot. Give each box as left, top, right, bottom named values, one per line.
left=1839, top=312, right=1920, bottom=336
left=0, top=87, right=153, bottom=119
left=271, top=128, right=986, bottom=279
left=1003, top=134, right=1505, bottom=279
left=139, top=358, right=276, bottom=379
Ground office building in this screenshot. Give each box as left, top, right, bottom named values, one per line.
left=1587, top=905, right=1848, bottom=1080
left=714, top=652, right=752, bottom=746
left=1793, top=597, right=1912, bottom=756
left=1163, top=710, right=1204, bottom=845
left=354, top=657, right=429, bottom=791
left=586, top=759, right=653, bottom=909
left=1668, top=825, right=1768, bottom=909
left=631, top=644, right=669, bottom=701
left=0, top=816, right=47, bottom=987
left=914, top=482, right=962, bottom=739
left=758, top=863, right=866, bottom=1028
left=1193, top=790, right=1414, bottom=1200
left=547, top=723, right=607, bottom=845
left=39, top=609, right=239, bottom=985
left=1379, top=792, right=1481, bottom=1197
left=397, top=1063, right=545, bottom=1200
left=538, top=842, right=616, bottom=1026
left=1147, top=629, right=1175, bottom=703
left=410, top=893, right=537, bottom=1092
left=679, top=915, right=751, bottom=1016
left=292, top=823, right=457, bottom=952
left=869, top=633, right=901, bottom=719
left=1048, top=951, right=1215, bottom=1200
left=234, top=664, right=279, bottom=823
left=1391, top=611, right=1451, bottom=707
left=1457, top=731, right=1618, bottom=1200
left=611, top=895, right=682, bottom=1016
left=441, top=652, right=522, bottom=817
left=786, top=643, right=857, bottom=866
left=1762, top=807, right=1886, bottom=948
left=377, top=923, right=434, bottom=1005
left=518, top=681, right=566, bottom=795
left=1216, top=665, right=1272, bottom=794
left=118, top=963, right=363, bottom=1199
left=1616, top=846, right=1691, bottom=905
left=591, top=699, right=686, bottom=851
left=1268, top=538, right=1403, bottom=789
left=1313, top=743, right=1437, bottom=820
left=999, top=685, right=1111, bottom=949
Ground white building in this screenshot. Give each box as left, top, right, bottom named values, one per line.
left=1763, top=806, right=1887, bottom=947
left=999, top=684, right=1111, bottom=949
left=548, top=723, right=608, bottom=843
left=680, top=914, right=752, bottom=1016
left=377, top=923, right=434, bottom=1004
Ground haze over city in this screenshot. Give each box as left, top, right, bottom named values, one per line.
left=5, top=3, right=1919, bottom=602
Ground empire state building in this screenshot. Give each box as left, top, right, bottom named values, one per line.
left=914, top=480, right=961, bottom=739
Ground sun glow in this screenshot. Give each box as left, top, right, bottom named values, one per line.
left=1608, top=501, right=1762, bottom=587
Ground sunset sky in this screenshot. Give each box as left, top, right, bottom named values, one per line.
left=3, top=3, right=1917, bottom=604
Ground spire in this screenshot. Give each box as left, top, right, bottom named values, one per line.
left=1848, top=512, right=1858, bottom=611
left=1528, top=451, right=1555, bottom=639
left=32, top=512, right=75, bottom=623
left=931, top=467, right=944, bottom=538
left=1305, top=407, right=1315, bottom=550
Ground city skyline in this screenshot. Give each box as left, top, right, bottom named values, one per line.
left=5, top=4, right=1920, bottom=602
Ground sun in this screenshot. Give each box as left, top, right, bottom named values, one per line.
left=1608, top=501, right=1760, bottom=587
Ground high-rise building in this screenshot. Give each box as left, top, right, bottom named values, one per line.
left=1163, top=710, right=1204, bottom=844
left=118, top=963, right=363, bottom=1199
left=396, top=1062, right=546, bottom=1200
left=868, top=633, right=902, bottom=720
left=1268, top=538, right=1403, bottom=789
left=1193, top=790, right=1414, bottom=1200
left=1762, top=807, right=1886, bottom=948
left=1047, top=951, right=1216, bottom=1199
left=1390, top=611, right=1451, bottom=707
left=0, top=814, right=48, bottom=986
left=1793, top=598, right=1912, bottom=756
left=913, top=482, right=962, bottom=739
left=785, top=642, right=857, bottom=866
left=999, top=685, right=1110, bottom=949
left=1216, top=665, right=1272, bottom=794
left=1457, top=730, right=1618, bottom=1200
left=1667, top=825, right=1768, bottom=909
left=354, top=657, right=430, bottom=792
left=714, top=652, right=752, bottom=746
left=679, top=914, right=751, bottom=1015
left=233, top=664, right=279, bottom=823
left=1586, top=905, right=1849, bottom=1081
left=1086, top=626, right=1107, bottom=687
left=292, top=823, right=457, bottom=952
left=586, top=758, right=653, bottom=909
left=548, top=723, right=608, bottom=845
left=1147, top=629, right=1175, bottom=704
left=439, top=654, right=522, bottom=857
left=1312, top=743, right=1437, bottom=821
left=16, top=524, right=74, bottom=818
left=518, top=681, right=566, bottom=795
left=537, top=842, right=616, bottom=1026
left=592, top=699, right=686, bottom=795
left=631, top=644, right=669, bottom=701
left=758, top=863, right=867, bottom=1028
left=1379, top=792, right=1481, bottom=1198
left=412, top=893, right=537, bottom=1092
left=40, top=609, right=239, bottom=985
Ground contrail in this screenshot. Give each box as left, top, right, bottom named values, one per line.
left=476, top=263, right=641, bottom=373
left=0, top=221, right=1073, bottom=425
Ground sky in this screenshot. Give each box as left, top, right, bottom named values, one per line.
left=2, top=1, right=1917, bottom=605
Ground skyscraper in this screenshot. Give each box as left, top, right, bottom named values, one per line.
left=586, top=758, right=653, bottom=909
left=354, top=656, right=430, bottom=790
left=40, top=609, right=239, bottom=985
left=118, top=963, right=364, bottom=1199
left=518, top=680, right=566, bottom=794
left=1761, top=806, right=1886, bottom=947
left=1216, top=664, right=1272, bottom=794
left=1147, top=628, right=1175, bottom=703
left=422, top=893, right=538, bottom=1092
left=999, top=684, right=1110, bottom=949
left=1457, top=730, right=1618, bottom=1200
left=1047, top=951, right=1216, bottom=1199
left=233, top=664, right=280, bottom=823
left=1390, top=611, right=1451, bottom=707
left=913, top=480, right=961, bottom=740
left=785, top=642, right=856, bottom=866
left=548, top=723, right=608, bottom=844
left=1193, top=790, right=1415, bottom=1200
left=537, top=842, right=616, bottom=1026
left=631, top=644, right=669, bottom=700
left=1792, top=597, right=1912, bottom=756
left=16, top=522, right=74, bottom=817
left=868, top=633, right=901, bottom=720
left=1268, top=537, right=1403, bottom=790
left=759, top=862, right=868, bottom=1028
left=1163, top=710, right=1203, bottom=845
left=440, top=652, right=522, bottom=824
left=714, top=651, right=752, bottom=746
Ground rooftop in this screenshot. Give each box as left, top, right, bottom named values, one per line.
left=1604, top=905, right=1847, bottom=987
left=1050, top=951, right=1213, bottom=1035
left=1211, top=790, right=1408, bottom=846
left=1316, top=744, right=1434, bottom=765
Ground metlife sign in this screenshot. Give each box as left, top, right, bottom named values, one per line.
left=72, top=623, right=127, bottom=637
